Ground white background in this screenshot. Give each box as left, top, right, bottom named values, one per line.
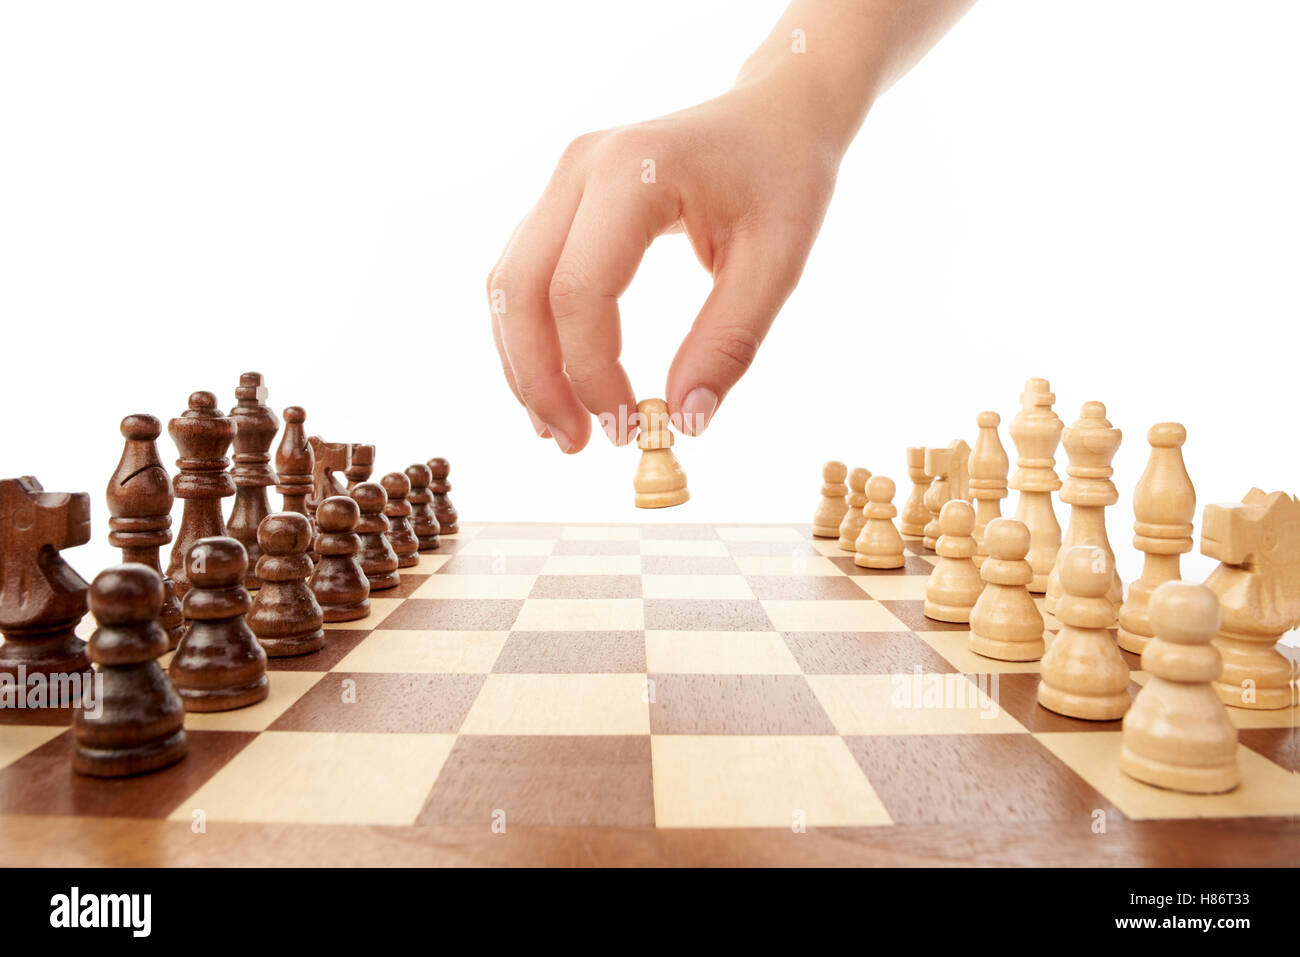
left=1, top=1, right=1296, bottom=629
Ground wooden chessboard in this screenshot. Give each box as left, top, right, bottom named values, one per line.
left=1, top=522, right=1295, bottom=866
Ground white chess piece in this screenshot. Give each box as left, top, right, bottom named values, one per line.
left=632, top=399, right=688, bottom=508
left=968, top=518, right=1045, bottom=661
left=1121, top=580, right=1239, bottom=793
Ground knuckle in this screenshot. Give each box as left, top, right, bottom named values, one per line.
left=704, top=325, right=761, bottom=375
left=558, top=131, right=603, bottom=171
left=547, top=269, right=589, bottom=315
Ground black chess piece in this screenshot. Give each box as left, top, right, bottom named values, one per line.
left=351, top=483, right=400, bottom=591
left=247, top=513, right=325, bottom=657
left=106, top=414, right=185, bottom=649
left=167, top=392, right=235, bottom=601
left=73, top=565, right=187, bottom=777
left=405, top=463, right=440, bottom=552
left=310, top=496, right=371, bottom=622
left=227, top=372, right=280, bottom=591
left=346, top=444, right=376, bottom=491
left=428, top=456, right=459, bottom=535
left=275, top=406, right=314, bottom=519
left=0, top=476, right=92, bottom=683
left=382, top=472, right=420, bottom=569
left=170, top=537, right=269, bottom=711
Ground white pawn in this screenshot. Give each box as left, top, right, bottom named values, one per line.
left=632, top=398, right=689, bottom=508
left=855, top=476, right=905, bottom=569
left=924, top=500, right=982, bottom=623
left=1121, top=581, right=1239, bottom=793
left=812, top=461, right=849, bottom=538
left=968, top=518, right=1045, bottom=661
left=1037, top=546, right=1131, bottom=720
left=837, top=467, right=871, bottom=551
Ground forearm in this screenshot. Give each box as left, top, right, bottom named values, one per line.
left=736, top=0, right=978, bottom=153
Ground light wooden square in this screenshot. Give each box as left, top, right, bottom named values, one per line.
left=560, top=525, right=641, bottom=540
left=1034, top=731, right=1300, bottom=820
left=806, top=674, right=1028, bottom=734
left=410, top=574, right=537, bottom=600
left=323, top=597, right=403, bottom=631
left=412, top=553, right=452, bottom=574
left=651, top=735, right=892, bottom=828
left=733, top=555, right=845, bottom=577
left=851, top=575, right=931, bottom=600
left=168, top=731, right=456, bottom=825
left=0, top=725, right=64, bottom=770
left=640, top=539, right=730, bottom=557
left=512, top=598, right=645, bottom=632
left=760, top=599, right=909, bottom=633
left=645, top=630, right=801, bottom=674
left=459, top=673, right=650, bottom=735
left=714, top=526, right=804, bottom=542
left=641, top=575, right=755, bottom=600
left=540, top=555, right=643, bottom=576
left=460, top=538, right=557, bottom=556
left=335, top=630, right=508, bottom=674
left=182, top=671, right=324, bottom=732
left=919, top=629, right=1045, bottom=675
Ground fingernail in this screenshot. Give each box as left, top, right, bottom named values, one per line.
left=680, top=387, right=718, bottom=436
left=526, top=407, right=551, bottom=438
left=550, top=426, right=575, bottom=454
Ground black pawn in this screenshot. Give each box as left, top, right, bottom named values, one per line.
left=74, top=565, right=187, bottom=777
left=170, top=537, right=269, bottom=711
left=247, top=513, right=325, bottom=657
left=382, top=472, right=420, bottom=569
left=310, top=496, right=371, bottom=622
left=428, top=457, right=459, bottom=535
left=405, top=463, right=440, bottom=551
left=351, top=482, right=400, bottom=592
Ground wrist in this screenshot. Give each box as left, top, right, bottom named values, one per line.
left=733, top=46, right=874, bottom=159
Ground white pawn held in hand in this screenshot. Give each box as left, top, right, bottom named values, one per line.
left=632, top=399, right=689, bottom=509
left=1121, top=581, right=1239, bottom=794
left=968, top=518, right=1045, bottom=661
left=923, top=499, right=982, bottom=623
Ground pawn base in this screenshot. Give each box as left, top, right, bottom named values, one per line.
left=854, top=553, right=905, bottom=570
left=438, top=522, right=460, bottom=536
left=259, top=629, right=326, bottom=658
left=1116, top=624, right=1151, bottom=656
left=74, top=728, right=188, bottom=778
left=1037, top=683, right=1130, bottom=721
left=322, top=599, right=371, bottom=623
left=1213, top=678, right=1296, bottom=711
left=635, top=489, right=689, bottom=509
left=1120, top=744, right=1240, bottom=794
left=367, top=572, right=401, bottom=592
left=923, top=599, right=973, bottom=624
left=969, top=633, right=1044, bottom=662
left=416, top=536, right=440, bottom=552
left=396, top=553, right=419, bottom=569
left=177, top=676, right=270, bottom=713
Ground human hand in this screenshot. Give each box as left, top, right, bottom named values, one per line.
left=486, top=74, right=844, bottom=452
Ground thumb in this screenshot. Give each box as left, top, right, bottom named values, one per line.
left=666, top=237, right=804, bottom=435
